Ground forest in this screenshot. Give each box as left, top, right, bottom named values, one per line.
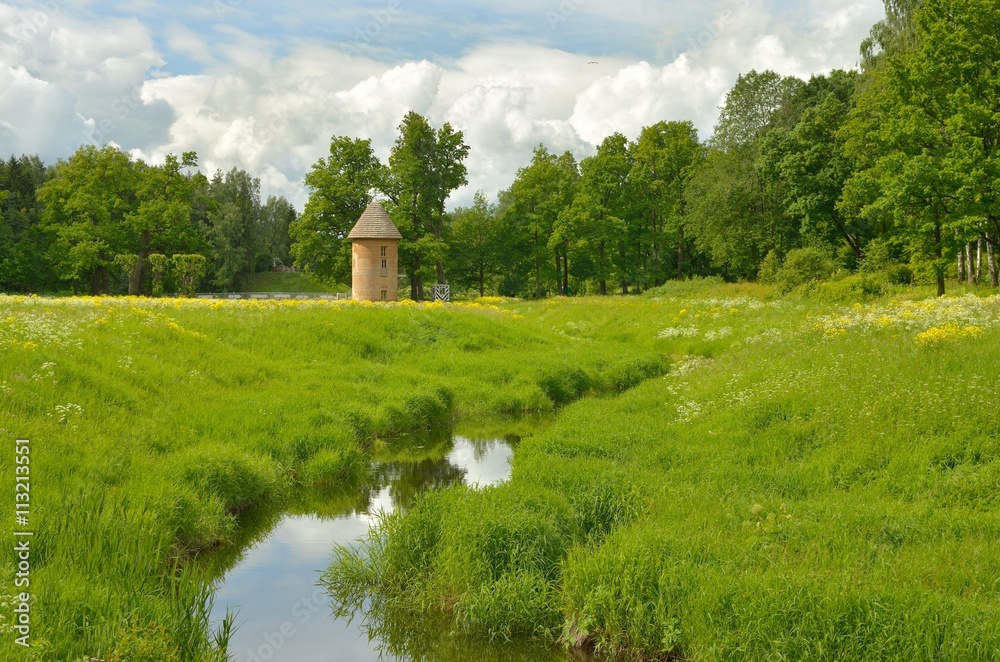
left=1, top=0, right=996, bottom=300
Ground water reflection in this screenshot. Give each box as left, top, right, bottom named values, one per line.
left=209, top=432, right=561, bottom=662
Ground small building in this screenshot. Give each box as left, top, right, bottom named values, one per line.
left=348, top=200, right=402, bottom=302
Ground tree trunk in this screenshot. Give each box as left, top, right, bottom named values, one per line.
left=534, top=231, right=543, bottom=298
left=562, top=253, right=569, bottom=296
left=677, top=225, right=685, bottom=280
left=436, top=259, right=446, bottom=286
left=976, top=239, right=983, bottom=285
left=478, top=264, right=484, bottom=297
left=936, top=223, right=946, bottom=297
left=410, top=256, right=423, bottom=300
left=967, top=242, right=976, bottom=286
left=957, top=244, right=966, bottom=284
left=599, top=240, right=607, bottom=295
left=988, top=234, right=998, bottom=287
left=555, top=254, right=562, bottom=295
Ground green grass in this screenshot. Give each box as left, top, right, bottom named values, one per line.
left=243, top=270, right=346, bottom=293
left=325, top=285, right=1000, bottom=660
left=0, top=294, right=667, bottom=660
left=3, top=283, right=1000, bottom=659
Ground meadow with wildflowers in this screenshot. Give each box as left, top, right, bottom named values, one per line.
left=327, top=283, right=1000, bottom=661
left=2, top=282, right=1000, bottom=660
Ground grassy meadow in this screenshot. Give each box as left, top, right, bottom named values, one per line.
left=1, top=280, right=999, bottom=659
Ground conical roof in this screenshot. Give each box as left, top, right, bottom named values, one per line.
left=348, top=200, right=403, bottom=240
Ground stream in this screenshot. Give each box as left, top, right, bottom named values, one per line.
left=207, top=428, right=564, bottom=661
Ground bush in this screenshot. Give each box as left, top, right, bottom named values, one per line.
left=758, top=249, right=782, bottom=284
left=858, top=238, right=894, bottom=274
left=776, top=247, right=835, bottom=292
left=885, top=264, right=913, bottom=285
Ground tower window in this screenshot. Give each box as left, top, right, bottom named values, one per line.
left=381, top=259, right=387, bottom=269
left=380, top=289, right=387, bottom=301
left=380, top=246, right=387, bottom=257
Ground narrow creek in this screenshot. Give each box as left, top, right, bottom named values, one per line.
left=207, top=424, right=565, bottom=661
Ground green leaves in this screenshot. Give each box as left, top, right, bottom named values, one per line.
left=289, top=136, right=385, bottom=287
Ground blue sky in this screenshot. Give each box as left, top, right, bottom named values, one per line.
left=0, top=0, right=885, bottom=208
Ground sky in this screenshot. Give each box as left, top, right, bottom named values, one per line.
left=0, top=0, right=886, bottom=210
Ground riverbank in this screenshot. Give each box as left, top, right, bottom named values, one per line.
left=0, top=293, right=665, bottom=660
left=327, top=285, right=1000, bottom=660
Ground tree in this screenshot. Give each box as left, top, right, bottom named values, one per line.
left=126, top=152, right=201, bottom=295
left=631, top=121, right=701, bottom=283
left=841, top=0, right=1000, bottom=295
left=686, top=71, right=804, bottom=278
left=506, top=146, right=578, bottom=297
left=386, top=112, right=470, bottom=299
left=290, top=136, right=386, bottom=287
left=38, top=145, right=138, bottom=294
left=562, top=133, right=633, bottom=294
left=0, top=155, right=55, bottom=292
left=205, top=167, right=262, bottom=291
left=173, top=254, right=207, bottom=296
left=761, top=71, right=867, bottom=259
left=259, top=195, right=296, bottom=268
left=448, top=191, right=502, bottom=296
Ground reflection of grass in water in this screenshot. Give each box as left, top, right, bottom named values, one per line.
left=454, top=413, right=554, bottom=444
left=364, top=611, right=569, bottom=662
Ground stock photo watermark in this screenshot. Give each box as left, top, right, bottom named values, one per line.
left=10, top=0, right=68, bottom=43
left=240, top=588, right=329, bottom=662
left=12, top=439, right=32, bottom=648
left=83, top=85, right=144, bottom=146
left=339, top=0, right=411, bottom=57
left=546, top=0, right=585, bottom=31
left=686, top=0, right=751, bottom=57
left=214, top=0, right=245, bottom=21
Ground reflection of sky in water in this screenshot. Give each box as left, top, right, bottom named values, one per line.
left=210, top=437, right=514, bottom=662
left=448, top=437, right=513, bottom=487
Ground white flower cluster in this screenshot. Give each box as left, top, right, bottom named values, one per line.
left=704, top=327, right=733, bottom=341
left=658, top=326, right=699, bottom=339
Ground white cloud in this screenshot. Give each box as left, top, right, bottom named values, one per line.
left=0, top=0, right=885, bottom=210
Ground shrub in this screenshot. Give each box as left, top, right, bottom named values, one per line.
left=776, top=247, right=835, bottom=292
left=858, top=238, right=894, bottom=274
left=758, top=249, right=782, bottom=284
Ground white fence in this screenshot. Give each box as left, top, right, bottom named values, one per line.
left=195, top=291, right=352, bottom=300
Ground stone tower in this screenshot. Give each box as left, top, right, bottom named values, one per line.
left=348, top=200, right=402, bottom=302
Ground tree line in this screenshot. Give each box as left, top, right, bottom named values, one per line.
left=2, top=0, right=996, bottom=299
left=293, top=0, right=999, bottom=298
left=0, top=148, right=296, bottom=295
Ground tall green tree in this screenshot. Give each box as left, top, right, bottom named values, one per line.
left=506, top=146, right=578, bottom=297
left=841, top=0, right=1000, bottom=295
left=386, top=112, right=470, bottom=299
left=126, top=152, right=201, bottom=295
left=686, top=71, right=804, bottom=278
left=761, top=71, right=866, bottom=259
left=448, top=191, right=502, bottom=296
left=290, top=136, right=386, bottom=286
left=631, top=121, right=701, bottom=283
left=561, top=133, right=633, bottom=294
left=0, top=155, right=55, bottom=292
left=206, top=167, right=262, bottom=291
left=259, top=195, right=297, bottom=268
left=39, top=145, right=138, bottom=294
